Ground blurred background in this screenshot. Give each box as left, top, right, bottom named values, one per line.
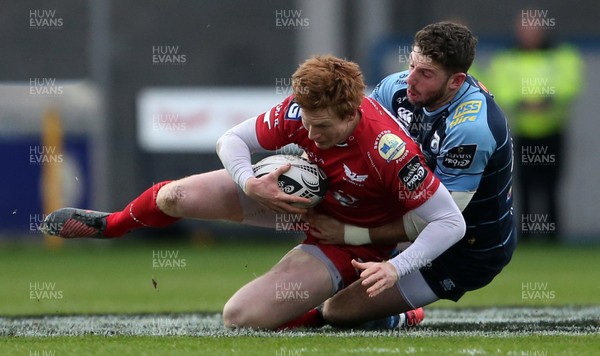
left=1, top=0, right=599, bottom=245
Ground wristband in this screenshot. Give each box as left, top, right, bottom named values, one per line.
left=343, top=225, right=372, bottom=245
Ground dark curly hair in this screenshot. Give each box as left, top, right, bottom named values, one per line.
left=413, top=21, right=478, bottom=74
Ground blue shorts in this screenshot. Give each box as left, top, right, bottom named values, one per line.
left=420, top=227, right=517, bottom=302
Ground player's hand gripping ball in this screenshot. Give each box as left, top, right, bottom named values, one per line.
left=252, top=155, right=328, bottom=208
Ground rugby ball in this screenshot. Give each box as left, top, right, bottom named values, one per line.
left=252, top=155, right=328, bottom=207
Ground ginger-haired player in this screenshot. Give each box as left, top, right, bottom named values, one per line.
left=42, top=55, right=464, bottom=329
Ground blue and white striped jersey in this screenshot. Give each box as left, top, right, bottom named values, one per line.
left=371, top=71, right=515, bottom=250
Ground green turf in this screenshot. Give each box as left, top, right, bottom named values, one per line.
left=0, top=240, right=598, bottom=316
left=2, top=334, right=598, bottom=355
left=1, top=239, right=599, bottom=355
left=0, top=239, right=296, bottom=315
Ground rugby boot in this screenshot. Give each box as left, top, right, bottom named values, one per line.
left=360, top=307, right=425, bottom=330
left=40, top=208, right=109, bottom=238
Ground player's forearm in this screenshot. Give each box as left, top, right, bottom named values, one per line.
left=402, top=190, right=474, bottom=240
left=341, top=217, right=408, bottom=246
left=368, top=218, right=409, bottom=244
left=387, top=186, right=466, bottom=277
left=344, top=189, right=473, bottom=246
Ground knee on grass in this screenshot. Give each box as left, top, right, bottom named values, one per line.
left=222, top=301, right=267, bottom=329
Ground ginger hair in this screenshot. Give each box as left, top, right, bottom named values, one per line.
left=292, top=55, right=365, bottom=118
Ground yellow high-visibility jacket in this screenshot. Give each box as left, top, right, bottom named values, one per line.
left=487, top=44, right=583, bottom=138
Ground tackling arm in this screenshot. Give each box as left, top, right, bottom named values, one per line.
left=343, top=190, right=473, bottom=245
left=401, top=190, right=474, bottom=241
left=387, top=184, right=466, bottom=277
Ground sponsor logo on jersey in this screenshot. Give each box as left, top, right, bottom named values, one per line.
left=262, top=110, right=273, bottom=130
left=449, top=100, right=482, bottom=128
left=399, top=156, right=428, bottom=191
left=332, top=190, right=359, bottom=207
left=395, top=94, right=408, bottom=106
left=375, top=132, right=406, bottom=163
left=440, top=278, right=456, bottom=291
left=442, top=144, right=477, bottom=169
left=342, top=163, right=368, bottom=186
left=396, top=73, right=408, bottom=85
left=286, top=102, right=301, bottom=120
left=449, top=115, right=477, bottom=129
left=430, top=131, right=441, bottom=155
left=396, top=107, right=413, bottom=128
left=274, top=103, right=283, bottom=118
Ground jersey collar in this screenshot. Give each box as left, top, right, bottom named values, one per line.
left=423, top=81, right=472, bottom=117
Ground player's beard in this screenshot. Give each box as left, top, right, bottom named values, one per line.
left=408, top=84, right=447, bottom=109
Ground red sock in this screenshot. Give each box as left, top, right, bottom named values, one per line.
left=104, top=181, right=180, bottom=237
left=276, top=308, right=325, bottom=330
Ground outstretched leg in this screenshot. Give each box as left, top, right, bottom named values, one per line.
left=42, top=169, right=245, bottom=238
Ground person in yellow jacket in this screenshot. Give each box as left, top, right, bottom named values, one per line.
left=488, top=19, right=583, bottom=242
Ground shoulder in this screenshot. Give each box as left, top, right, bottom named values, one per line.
left=372, top=71, right=409, bottom=93
left=446, top=90, right=496, bottom=147
left=357, top=99, right=410, bottom=156
left=360, top=98, right=420, bottom=173
left=448, top=92, right=487, bottom=130
left=278, top=95, right=299, bottom=119
left=256, top=95, right=302, bottom=134
left=370, top=71, right=409, bottom=101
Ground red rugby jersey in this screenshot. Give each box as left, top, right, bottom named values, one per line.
left=255, top=95, right=440, bottom=228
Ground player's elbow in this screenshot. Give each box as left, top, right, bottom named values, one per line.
left=447, top=209, right=466, bottom=243
left=215, top=131, right=230, bottom=157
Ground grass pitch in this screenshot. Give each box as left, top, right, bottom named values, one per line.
left=0, top=237, right=599, bottom=354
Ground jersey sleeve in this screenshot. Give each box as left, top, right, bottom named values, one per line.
left=369, top=71, right=408, bottom=115
left=396, top=151, right=441, bottom=211
left=435, top=98, right=496, bottom=192
left=254, top=95, right=298, bottom=151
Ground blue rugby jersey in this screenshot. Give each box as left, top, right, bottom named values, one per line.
left=371, top=71, right=515, bottom=251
